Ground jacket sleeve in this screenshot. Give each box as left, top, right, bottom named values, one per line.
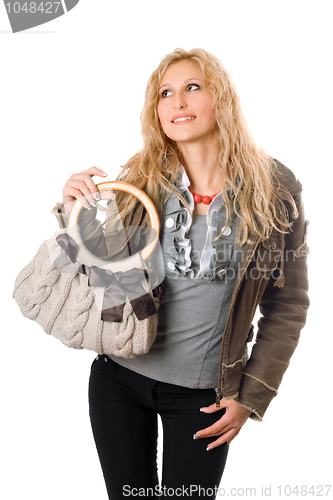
left=234, top=193, right=310, bottom=420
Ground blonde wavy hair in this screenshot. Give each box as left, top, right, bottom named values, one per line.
left=113, top=47, right=297, bottom=245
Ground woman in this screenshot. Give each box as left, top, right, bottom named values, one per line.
left=54, top=48, right=309, bottom=499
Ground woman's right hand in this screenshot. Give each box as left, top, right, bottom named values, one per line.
left=62, top=166, right=114, bottom=214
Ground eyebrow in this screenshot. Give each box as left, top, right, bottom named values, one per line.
left=159, top=78, right=204, bottom=91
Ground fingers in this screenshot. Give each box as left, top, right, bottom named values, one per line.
left=62, top=188, right=115, bottom=214
left=63, top=187, right=90, bottom=212
left=206, top=428, right=236, bottom=451
left=62, top=167, right=109, bottom=208
left=81, top=166, right=108, bottom=178
left=194, top=417, right=233, bottom=441
left=67, top=179, right=98, bottom=209
left=193, top=398, right=251, bottom=449
left=227, top=427, right=241, bottom=445
left=71, top=174, right=103, bottom=206
left=194, top=416, right=241, bottom=451
left=99, top=191, right=116, bottom=201
left=193, top=401, right=228, bottom=440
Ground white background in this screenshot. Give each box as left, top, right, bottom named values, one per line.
left=1, top=1, right=332, bottom=499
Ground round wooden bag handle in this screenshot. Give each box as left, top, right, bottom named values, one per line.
left=68, top=181, right=160, bottom=262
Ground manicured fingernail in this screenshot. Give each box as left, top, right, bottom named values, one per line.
left=102, top=172, right=108, bottom=177
left=93, top=192, right=101, bottom=201
left=89, top=199, right=97, bottom=207
left=206, top=445, right=213, bottom=451
left=200, top=408, right=205, bottom=412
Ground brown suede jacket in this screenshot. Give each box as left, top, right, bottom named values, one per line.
left=216, top=161, right=309, bottom=420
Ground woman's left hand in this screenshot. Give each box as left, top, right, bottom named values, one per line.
left=194, top=398, right=252, bottom=450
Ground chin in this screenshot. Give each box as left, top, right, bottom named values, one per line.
left=167, top=131, right=199, bottom=143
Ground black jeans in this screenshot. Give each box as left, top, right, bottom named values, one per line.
left=88, top=355, right=229, bottom=499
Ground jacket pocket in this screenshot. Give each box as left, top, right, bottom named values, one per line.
left=256, top=231, right=283, bottom=272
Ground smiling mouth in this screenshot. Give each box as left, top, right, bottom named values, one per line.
left=172, top=116, right=196, bottom=123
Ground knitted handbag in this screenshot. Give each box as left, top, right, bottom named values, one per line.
left=13, top=181, right=164, bottom=358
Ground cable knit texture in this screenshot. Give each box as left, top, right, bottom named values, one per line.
left=13, top=227, right=160, bottom=358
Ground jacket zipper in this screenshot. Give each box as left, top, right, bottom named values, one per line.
left=216, top=237, right=261, bottom=397
left=214, top=387, right=221, bottom=407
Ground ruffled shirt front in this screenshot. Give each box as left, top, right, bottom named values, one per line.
left=109, top=167, right=244, bottom=389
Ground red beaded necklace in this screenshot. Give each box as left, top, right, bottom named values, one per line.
left=189, top=189, right=218, bottom=205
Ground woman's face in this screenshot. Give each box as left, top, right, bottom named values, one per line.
left=157, top=60, right=217, bottom=146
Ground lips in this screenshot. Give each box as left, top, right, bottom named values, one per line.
left=171, top=115, right=196, bottom=124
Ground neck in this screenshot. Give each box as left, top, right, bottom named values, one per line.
left=178, top=138, right=224, bottom=193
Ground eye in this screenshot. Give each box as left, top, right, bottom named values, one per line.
left=160, top=89, right=172, bottom=98
left=187, top=83, right=200, bottom=91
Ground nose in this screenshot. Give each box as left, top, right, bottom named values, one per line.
left=173, top=92, right=187, bottom=109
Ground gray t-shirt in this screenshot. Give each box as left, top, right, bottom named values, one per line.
left=109, top=213, right=242, bottom=389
